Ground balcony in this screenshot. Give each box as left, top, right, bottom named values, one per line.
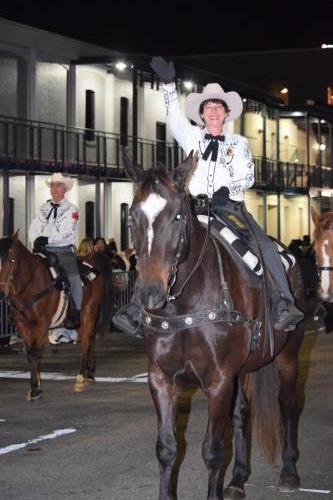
left=0, top=114, right=330, bottom=192
left=0, top=115, right=184, bottom=179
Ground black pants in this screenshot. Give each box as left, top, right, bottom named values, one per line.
left=212, top=200, right=294, bottom=304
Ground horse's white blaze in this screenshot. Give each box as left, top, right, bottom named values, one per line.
left=320, top=239, right=330, bottom=298
left=140, top=193, right=167, bottom=255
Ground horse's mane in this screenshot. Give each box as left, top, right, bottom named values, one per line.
left=134, top=168, right=177, bottom=200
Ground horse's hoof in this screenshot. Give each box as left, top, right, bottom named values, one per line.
left=27, top=390, right=43, bottom=402
left=74, top=374, right=85, bottom=392
left=86, top=376, right=96, bottom=384
left=278, top=474, right=300, bottom=492
left=223, top=485, right=246, bottom=499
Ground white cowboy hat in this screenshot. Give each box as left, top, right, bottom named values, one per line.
left=45, top=172, right=73, bottom=191
left=185, top=83, right=243, bottom=125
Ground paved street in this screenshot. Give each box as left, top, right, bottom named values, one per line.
left=0, top=323, right=332, bottom=500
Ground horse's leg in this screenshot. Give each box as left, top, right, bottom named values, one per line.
left=74, top=308, right=94, bottom=392
left=85, top=335, right=96, bottom=382
left=149, top=362, right=179, bottom=500
left=202, top=377, right=234, bottom=500
left=16, top=319, right=44, bottom=401
left=276, top=332, right=303, bottom=491
left=224, top=379, right=248, bottom=500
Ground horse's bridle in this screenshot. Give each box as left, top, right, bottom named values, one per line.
left=0, top=248, right=17, bottom=298
left=315, top=225, right=333, bottom=274
left=166, top=193, right=211, bottom=302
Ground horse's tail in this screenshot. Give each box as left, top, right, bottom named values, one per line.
left=244, top=361, right=282, bottom=464
left=94, top=252, right=114, bottom=336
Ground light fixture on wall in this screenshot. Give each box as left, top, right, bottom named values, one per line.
left=115, top=61, right=127, bottom=71
left=183, top=81, right=193, bottom=90
left=320, top=143, right=327, bottom=151
left=280, top=87, right=289, bottom=95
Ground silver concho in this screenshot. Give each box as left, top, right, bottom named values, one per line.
left=208, top=312, right=216, bottom=320
left=145, top=316, right=152, bottom=325
left=185, top=316, right=193, bottom=325
left=161, top=321, right=169, bottom=330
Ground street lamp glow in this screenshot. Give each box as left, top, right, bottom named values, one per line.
left=280, top=87, right=288, bottom=94
left=115, top=61, right=127, bottom=71
left=321, top=43, right=333, bottom=48
left=320, top=143, right=326, bottom=151
left=184, top=81, right=193, bottom=90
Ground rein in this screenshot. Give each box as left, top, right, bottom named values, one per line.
left=167, top=195, right=211, bottom=302
left=2, top=248, right=57, bottom=313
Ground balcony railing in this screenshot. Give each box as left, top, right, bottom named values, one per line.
left=0, top=114, right=185, bottom=177
left=0, top=114, right=330, bottom=191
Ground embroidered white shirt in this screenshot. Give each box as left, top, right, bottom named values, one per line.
left=29, top=198, right=79, bottom=247
left=163, top=83, right=255, bottom=201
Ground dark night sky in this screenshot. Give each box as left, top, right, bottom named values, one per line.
left=0, top=0, right=332, bottom=55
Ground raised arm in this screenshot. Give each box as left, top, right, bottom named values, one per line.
left=150, top=57, right=197, bottom=154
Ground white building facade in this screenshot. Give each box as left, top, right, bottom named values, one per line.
left=0, top=18, right=327, bottom=250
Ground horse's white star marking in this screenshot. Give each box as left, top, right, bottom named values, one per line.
left=320, top=239, right=330, bottom=298
left=140, top=193, right=167, bottom=255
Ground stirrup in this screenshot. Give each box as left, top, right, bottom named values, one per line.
left=113, top=313, right=144, bottom=339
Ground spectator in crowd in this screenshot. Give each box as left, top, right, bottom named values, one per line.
left=93, top=237, right=107, bottom=253
left=125, top=248, right=137, bottom=272
left=107, top=238, right=126, bottom=271
left=288, top=239, right=304, bottom=260
left=78, top=237, right=94, bottom=257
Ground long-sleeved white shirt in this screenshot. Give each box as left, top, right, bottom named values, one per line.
left=163, top=83, right=255, bottom=201
left=29, top=198, right=79, bottom=247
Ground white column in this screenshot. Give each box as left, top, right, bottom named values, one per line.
left=104, top=180, right=113, bottom=240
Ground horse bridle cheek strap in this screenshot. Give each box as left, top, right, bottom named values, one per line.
left=6, top=252, right=57, bottom=314
left=167, top=197, right=211, bottom=302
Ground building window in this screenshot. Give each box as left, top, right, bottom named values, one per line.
left=156, top=122, right=166, bottom=166
left=85, top=201, right=95, bottom=238
left=327, top=87, right=333, bottom=106
left=120, top=97, right=129, bottom=146
left=85, top=90, right=95, bottom=141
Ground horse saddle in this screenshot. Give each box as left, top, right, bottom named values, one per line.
left=34, top=252, right=99, bottom=330
left=198, top=212, right=296, bottom=286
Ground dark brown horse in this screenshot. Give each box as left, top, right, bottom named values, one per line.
left=0, top=233, right=113, bottom=399
left=124, top=153, right=305, bottom=500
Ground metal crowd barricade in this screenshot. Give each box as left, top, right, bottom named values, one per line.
left=112, top=270, right=137, bottom=312
left=0, top=300, right=16, bottom=346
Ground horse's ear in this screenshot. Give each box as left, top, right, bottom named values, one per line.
left=12, top=229, right=19, bottom=241
left=311, top=206, right=320, bottom=226
left=122, top=147, right=144, bottom=183
left=172, top=151, right=198, bottom=190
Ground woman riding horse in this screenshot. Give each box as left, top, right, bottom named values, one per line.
left=150, top=56, right=303, bottom=333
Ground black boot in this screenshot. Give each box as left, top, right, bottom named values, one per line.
left=113, top=300, right=144, bottom=339
left=64, top=308, right=81, bottom=329
left=274, top=302, right=304, bottom=332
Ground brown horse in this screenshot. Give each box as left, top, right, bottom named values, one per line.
left=124, top=153, right=305, bottom=500
left=0, top=232, right=113, bottom=399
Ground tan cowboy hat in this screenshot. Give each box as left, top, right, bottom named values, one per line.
left=45, top=172, right=73, bottom=191
left=185, top=83, right=243, bottom=125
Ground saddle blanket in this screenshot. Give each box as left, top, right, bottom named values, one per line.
left=198, top=214, right=296, bottom=278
